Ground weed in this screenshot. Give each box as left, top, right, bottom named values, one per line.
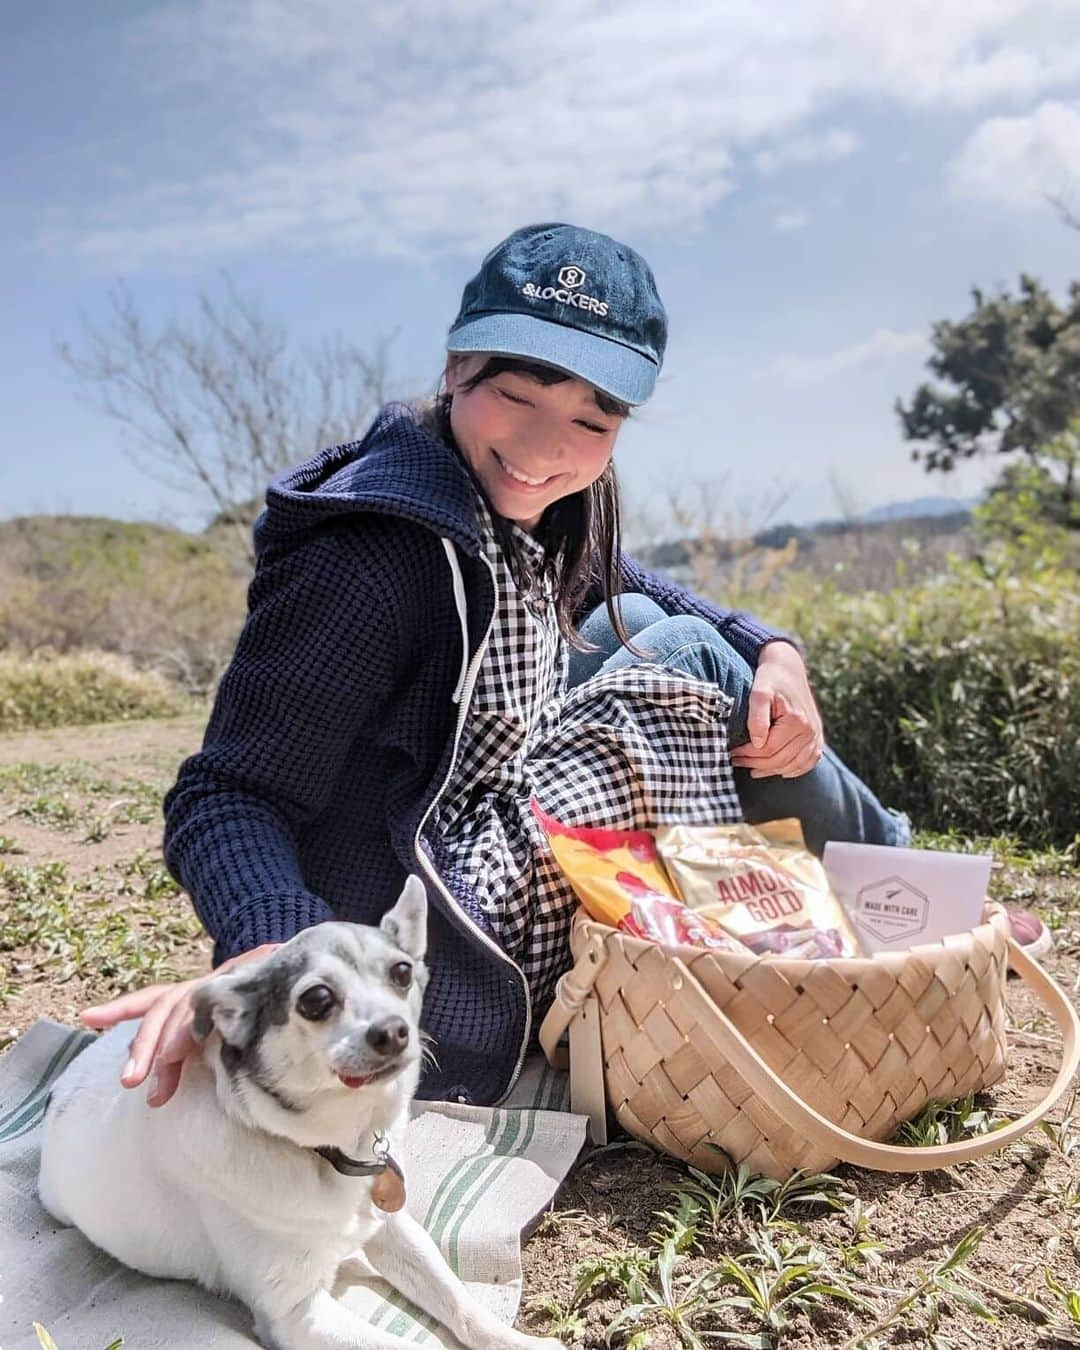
left=0, top=833, right=23, bottom=854
left=893, top=1094, right=1006, bottom=1148
left=570, top=1248, right=653, bottom=1309
left=835, top=1199, right=884, bottom=1273
left=713, top=1229, right=865, bottom=1339
left=1045, top=1263, right=1080, bottom=1327
left=0, top=858, right=203, bottom=1005
left=523, top=1293, right=588, bottom=1342
left=651, top=1192, right=703, bottom=1254
left=671, top=1164, right=850, bottom=1235
left=15, top=794, right=78, bottom=829
left=602, top=1234, right=765, bottom=1349
left=841, top=1225, right=997, bottom=1349
left=1038, top=1090, right=1079, bottom=1159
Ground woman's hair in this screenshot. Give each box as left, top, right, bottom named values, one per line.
left=423, top=355, right=641, bottom=654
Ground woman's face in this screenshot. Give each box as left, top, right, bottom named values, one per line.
left=445, top=354, right=624, bottom=531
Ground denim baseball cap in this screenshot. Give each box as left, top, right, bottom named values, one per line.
left=447, top=223, right=667, bottom=406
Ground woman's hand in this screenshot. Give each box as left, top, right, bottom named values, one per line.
left=80, top=942, right=281, bottom=1108
left=732, top=640, right=824, bottom=779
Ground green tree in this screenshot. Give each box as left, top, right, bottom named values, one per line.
left=896, top=275, right=1080, bottom=522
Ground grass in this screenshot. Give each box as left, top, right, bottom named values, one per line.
left=0, top=853, right=204, bottom=1006
left=0, top=761, right=165, bottom=841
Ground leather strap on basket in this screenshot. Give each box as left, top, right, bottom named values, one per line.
left=540, top=932, right=605, bottom=1069
left=540, top=934, right=1080, bottom=1172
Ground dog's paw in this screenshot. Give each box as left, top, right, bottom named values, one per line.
left=503, top=1333, right=564, bottom=1350
left=458, top=1315, right=564, bottom=1350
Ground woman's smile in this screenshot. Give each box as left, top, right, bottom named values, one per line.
left=491, top=449, right=560, bottom=491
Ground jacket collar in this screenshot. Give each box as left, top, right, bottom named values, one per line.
left=256, top=403, right=484, bottom=558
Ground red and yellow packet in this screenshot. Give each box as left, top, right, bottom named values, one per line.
left=530, top=800, right=742, bottom=951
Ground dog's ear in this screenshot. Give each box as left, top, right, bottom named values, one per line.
left=380, top=875, right=428, bottom=960
left=190, top=966, right=264, bottom=1049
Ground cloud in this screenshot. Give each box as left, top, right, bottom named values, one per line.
left=949, top=98, right=1080, bottom=207
left=772, top=328, right=928, bottom=385
left=755, top=128, right=860, bottom=174
left=774, top=209, right=810, bottom=231
left=36, top=0, right=1080, bottom=265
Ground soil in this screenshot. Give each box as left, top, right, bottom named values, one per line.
left=2, top=715, right=1078, bottom=1349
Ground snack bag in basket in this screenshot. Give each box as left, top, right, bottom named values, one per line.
left=655, top=818, right=861, bottom=958
left=531, top=800, right=743, bottom=951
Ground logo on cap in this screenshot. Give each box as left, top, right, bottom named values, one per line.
left=521, top=265, right=609, bottom=317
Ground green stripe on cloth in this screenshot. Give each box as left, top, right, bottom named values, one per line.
left=0, top=1027, right=93, bottom=1143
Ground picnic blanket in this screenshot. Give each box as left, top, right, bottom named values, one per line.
left=0, top=1020, right=585, bottom=1350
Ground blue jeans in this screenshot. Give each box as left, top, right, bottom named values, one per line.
left=567, top=595, right=910, bottom=858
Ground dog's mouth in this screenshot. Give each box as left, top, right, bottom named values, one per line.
left=335, top=1063, right=401, bottom=1090
left=337, top=1071, right=376, bottom=1090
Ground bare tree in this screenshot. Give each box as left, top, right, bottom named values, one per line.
left=58, top=279, right=396, bottom=562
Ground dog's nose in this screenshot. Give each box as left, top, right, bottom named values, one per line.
left=366, top=1017, right=409, bottom=1057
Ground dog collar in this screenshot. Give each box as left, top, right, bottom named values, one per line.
left=315, top=1146, right=391, bottom=1176
left=315, top=1133, right=407, bottom=1212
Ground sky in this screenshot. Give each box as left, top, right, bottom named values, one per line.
left=4, top=0, right=1080, bottom=535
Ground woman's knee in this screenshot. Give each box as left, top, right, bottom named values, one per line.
left=568, top=594, right=668, bottom=688
left=578, top=594, right=667, bottom=647
left=640, top=616, right=751, bottom=682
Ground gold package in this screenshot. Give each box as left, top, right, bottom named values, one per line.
left=655, top=818, right=861, bottom=958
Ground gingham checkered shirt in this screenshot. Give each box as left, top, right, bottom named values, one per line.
left=434, top=493, right=741, bottom=1015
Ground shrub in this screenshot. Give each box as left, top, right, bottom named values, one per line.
left=0, top=516, right=247, bottom=694
left=732, top=561, right=1079, bottom=849
left=0, top=650, right=194, bottom=732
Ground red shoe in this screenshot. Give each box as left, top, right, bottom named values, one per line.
left=1008, top=909, right=1053, bottom=958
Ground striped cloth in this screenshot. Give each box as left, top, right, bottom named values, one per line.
left=0, top=1021, right=584, bottom=1349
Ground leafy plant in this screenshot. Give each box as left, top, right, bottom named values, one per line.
left=893, top=1094, right=1007, bottom=1148
left=523, top=1293, right=588, bottom=1342
left=670, top=1164, right=850, bottom=1235
left=601, top=1234, right=766, bottom=1350
left=713, top=1230, right=865, bottom=1338
left=835, top=1199, right=883, bottom=1273
left=1045, top=1265, right=1080, bottom=1326
left=841, top=1225, right=997, bottom=1349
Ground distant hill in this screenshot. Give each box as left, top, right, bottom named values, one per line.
left=856, top=496, right=978, bottom=524
left=636, top=502, right=976, bottom=594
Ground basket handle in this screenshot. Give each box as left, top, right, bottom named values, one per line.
left=670, top=938, right=1080, bottom=1172
left=539, top=932, right=606, bottom=1071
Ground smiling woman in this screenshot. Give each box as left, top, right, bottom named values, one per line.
left=82, top=222, right=910, bottom=1112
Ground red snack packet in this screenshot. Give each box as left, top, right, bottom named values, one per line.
left=532, top=800, right=743, bottom=951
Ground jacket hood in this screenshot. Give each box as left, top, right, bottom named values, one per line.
left=255, top=403, right=484, bottom=557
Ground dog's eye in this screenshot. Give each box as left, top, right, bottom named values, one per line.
left=296, top=984, right=337, bottom=1021
left=388, top=961, right=413, bottom=991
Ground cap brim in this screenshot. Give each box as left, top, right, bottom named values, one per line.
left=446, top=312, right=658, bottom=406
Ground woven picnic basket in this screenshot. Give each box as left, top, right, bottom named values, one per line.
left=539, top=903, right=1079, bottom=1178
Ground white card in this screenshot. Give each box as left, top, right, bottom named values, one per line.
left=822, top=842, right=992, bottom=955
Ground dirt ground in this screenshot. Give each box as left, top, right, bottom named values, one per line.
left=1, top=716, right=1078, bottom=1349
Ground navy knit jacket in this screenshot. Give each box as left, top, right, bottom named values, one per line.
left=163, top=404, right=785, bottom=1104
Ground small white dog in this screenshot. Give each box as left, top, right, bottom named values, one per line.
left=39, top=878, right=559, bottom=1350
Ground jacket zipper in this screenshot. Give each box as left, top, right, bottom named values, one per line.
left=411, top=541, right=533, bottom=1102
